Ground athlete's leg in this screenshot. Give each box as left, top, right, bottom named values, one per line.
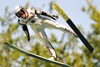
left=43, top=20, right=78, bottom=37
left=33, top=28, right=58, bottom=60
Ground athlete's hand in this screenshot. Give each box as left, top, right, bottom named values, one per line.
left=74, top=34, right=78, bottom=38
left=52, top=15, right=58, bottom=20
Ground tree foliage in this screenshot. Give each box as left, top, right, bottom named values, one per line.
left=82, top=0, right=100, bottom=67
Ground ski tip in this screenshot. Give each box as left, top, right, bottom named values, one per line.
left=4, top=42, right=8, bottom=44
left=52, top=2, right=55, bottom=8
left=52, top=2, right=57, bottom=8
left=4, top=42, right=11, bottom=46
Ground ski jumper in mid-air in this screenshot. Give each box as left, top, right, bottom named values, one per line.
left=14, top=5, right=78, bottom=61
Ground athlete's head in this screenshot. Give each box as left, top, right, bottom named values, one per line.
left=14, top=5, right=25, bottom=18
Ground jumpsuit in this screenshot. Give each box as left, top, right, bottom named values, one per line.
left=19, top=8, right=77, bottom=60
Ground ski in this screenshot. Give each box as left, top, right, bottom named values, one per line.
left=4, top=42, right=71, bottom=67
left=52, top=2, right=94, bottom=53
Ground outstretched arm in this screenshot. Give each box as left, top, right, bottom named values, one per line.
left=18, top=19, right=30, bottom=41
left=30, top=7, right=58, bottom=20
left=35, top=10, right=58, bottom=20
left=22, top=25, right=30, bottom=41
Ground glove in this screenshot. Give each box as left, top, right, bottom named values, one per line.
left=52, top=15, right=58, bottom=20
left=74, top=34, right=78, bottom=38
left=27, top=36, right=31, bottom=41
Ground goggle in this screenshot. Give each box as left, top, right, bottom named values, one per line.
left=16, top=10, right=25, bottom=18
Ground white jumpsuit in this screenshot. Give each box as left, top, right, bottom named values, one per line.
left=19, top=8, right=76, bottom=60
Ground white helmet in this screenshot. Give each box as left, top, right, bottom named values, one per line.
left=14, top=5, right=23, bottom=14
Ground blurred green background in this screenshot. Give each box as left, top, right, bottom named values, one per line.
left=0, top=0, right=100, bottom=67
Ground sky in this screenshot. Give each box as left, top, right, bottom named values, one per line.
left=0, top=0, right=100, bottom=43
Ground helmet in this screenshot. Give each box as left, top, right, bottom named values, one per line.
left=14, top=5, right=23, bottom=14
